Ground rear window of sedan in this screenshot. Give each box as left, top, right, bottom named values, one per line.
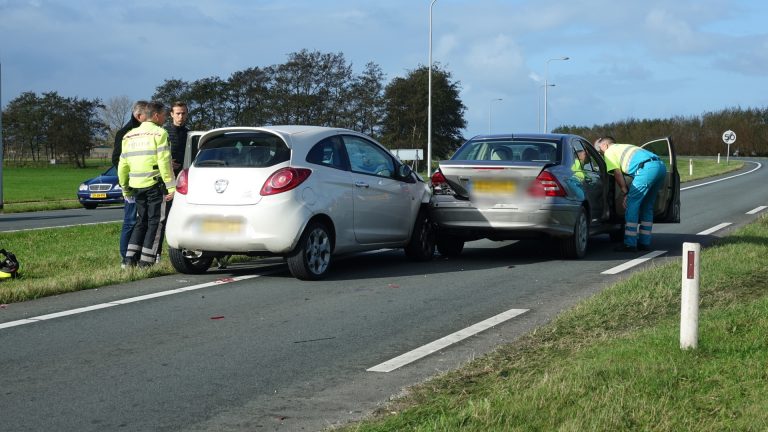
left=452, top=139, right=560, bottom=163
left=194, top=132, right=290, bottom=168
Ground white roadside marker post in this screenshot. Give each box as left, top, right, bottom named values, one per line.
left=689, top=159, right=693, bottom=176
left=680, top=242, right=700, bottom=350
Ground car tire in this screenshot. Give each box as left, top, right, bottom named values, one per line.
left=561, top=207, right=588, bottom=259
left=168, top=247, right=214, bottom=274
left=436, top=234, right=464, bottom=257
left=82, top=203, right=98, bottom=210
left=404, top=209, right=435, bottom=261
left=286, top=221, right=332, bottom=280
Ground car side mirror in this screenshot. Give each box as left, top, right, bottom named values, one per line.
left=397, top=164, right=413, bottom=179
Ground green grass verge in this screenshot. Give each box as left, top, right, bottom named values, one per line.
left=0, top=223, right=175, bottom=303
left=1, top=164, right=115, bottom=213
left=340, top=215, right=768, bottom=431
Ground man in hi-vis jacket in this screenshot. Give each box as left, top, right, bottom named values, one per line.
left=118, top=101, right=176, bottom=267
left=595, top=136, right=666, bottom=252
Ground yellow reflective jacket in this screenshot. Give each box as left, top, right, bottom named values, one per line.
left=118, top=121, right=176, bottom=195
left=603, top=143, right=640, bottom=175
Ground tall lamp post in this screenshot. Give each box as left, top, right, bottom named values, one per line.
left=427, top=0, right=438, bottom=175
left=544, top=56, right=569, bottom=133
left=537, top=84, right=554, bottom=133
left=488, top=98, right=502, bottom=134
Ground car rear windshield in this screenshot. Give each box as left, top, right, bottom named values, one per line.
left=452, top=138, right=560, bottom=163
left=194, top=132, right=290, bottom=168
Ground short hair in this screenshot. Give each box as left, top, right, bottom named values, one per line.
left=171, top=101, right=187, bottom=110
left=601, top=136, right=616, bottom=144
left=144, top=101, right=166, bottom=118
left=132, top=100, right=149, bottom=115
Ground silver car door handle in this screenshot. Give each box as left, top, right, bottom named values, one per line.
left=355, top=181, right=370, bottom=188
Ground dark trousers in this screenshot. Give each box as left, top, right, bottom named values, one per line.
left=125, top=184, right=166, bottom=266
left=119, top=200, right=137, bottom=260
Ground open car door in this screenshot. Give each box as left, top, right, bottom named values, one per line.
left=611, top=136, right=681, bottom=223
left=183, top=131, right=205, bottom=170
left=641, top=136, right=680, bottom=223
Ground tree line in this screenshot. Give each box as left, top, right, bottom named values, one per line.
left=2, top=48, right=766, bottom=167
left=556, top=107, right=768, bottom=157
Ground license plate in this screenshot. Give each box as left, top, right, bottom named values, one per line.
left=201, top=218, right=243, bottom=234
left=90, top=193, right=107, bottom=199
left=472, top=179, right=516, bottom=194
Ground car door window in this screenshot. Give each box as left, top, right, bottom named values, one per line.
left=343, top=135, right=395, bottom=178
left=306, top=136, right=349, bottom=170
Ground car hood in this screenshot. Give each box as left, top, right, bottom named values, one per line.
left=83, top=175, right=118, bottom=185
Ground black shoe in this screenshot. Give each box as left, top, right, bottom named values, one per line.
left=637, top=244, right=651, bottom=251
left=614, top=244, right=638, bottom=252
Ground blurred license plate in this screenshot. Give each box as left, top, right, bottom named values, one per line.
left=472, top=179, right=516, bottom=194
left=90, top=193, right=107, bottom=199
left=201, top=218, right=243, bottom=234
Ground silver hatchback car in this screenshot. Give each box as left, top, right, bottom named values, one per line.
left=166, top=126, right=435, bottom=280
left=429, top=133, right=680, bottom=258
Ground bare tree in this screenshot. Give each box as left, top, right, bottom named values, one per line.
left=101, top=95, right=134, bottom=147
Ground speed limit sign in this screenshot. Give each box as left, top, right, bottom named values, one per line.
left=722, top=130, right=736, bottom=145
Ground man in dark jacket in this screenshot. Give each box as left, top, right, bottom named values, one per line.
left=166, top=101, right=189, bottom=176
left=154, top=101, right=189, bottom=263
left=112, top=100, right=148, bottom=266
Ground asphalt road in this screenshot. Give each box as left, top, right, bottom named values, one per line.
left=0, top=159, right=766, bottom=431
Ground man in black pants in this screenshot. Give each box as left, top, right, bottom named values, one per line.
left=117, top=102, right=176, bottom=267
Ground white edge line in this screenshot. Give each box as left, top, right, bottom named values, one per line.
left=746, top=206, right=767, bottom=215
left=367, top=308, right=529, bottom=373
left=681, top=161, right=761, bottom=191
left=601, top=250, right=667, bottom=275
left=697, top=222, right=732, bottom=236
left=0, top=274, right=261, bottom=331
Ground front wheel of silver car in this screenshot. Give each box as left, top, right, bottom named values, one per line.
left=404, top=209, right=435, bottom=261
left=287, top=221, right=332, bottom=280
left=168, top=247, right=214, bottom=274
left=560, top=207, right=588, bottom=259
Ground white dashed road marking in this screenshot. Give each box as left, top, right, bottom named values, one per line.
left=367, top=308, right=529, bottom=373
left=601, top=250, right=667, bottom=275
left=697, top=222, right=732, bottom=236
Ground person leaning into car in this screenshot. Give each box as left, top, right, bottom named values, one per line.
left=594, top=136, right=666, bottom=252
left=118, top=101, right=176, bottom=268
left=111, top=100, right=148, bottom=265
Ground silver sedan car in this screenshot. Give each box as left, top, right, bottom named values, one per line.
left=166, top=126, right=435, bottom=280
left=429, top=133, right=680, bottom=258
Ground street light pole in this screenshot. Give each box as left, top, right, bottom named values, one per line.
left=488, top=98, right=502, bottom=134
left=544, top=56, right=569, bottom=133
left=537, top=84, right=554, bottom=133
left=427, top=0, right=438, bottom=176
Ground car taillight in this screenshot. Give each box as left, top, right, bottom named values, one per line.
left=528, top=170, right=566, bottom=197
left=176, top=169, right=189, bottom=195
left=261, top=167, right=312, bottom=196
left=430, top=170, right=454, bottom=195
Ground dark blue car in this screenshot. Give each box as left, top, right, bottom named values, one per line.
left=77, top=166, right=124, bottom=209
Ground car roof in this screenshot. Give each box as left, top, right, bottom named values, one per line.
left=467, top=132, right=575, bottom=141
left=196, top=125, right=363, bottom=149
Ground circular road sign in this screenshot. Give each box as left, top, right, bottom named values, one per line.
left=722, top=130, right=737, bottom=145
